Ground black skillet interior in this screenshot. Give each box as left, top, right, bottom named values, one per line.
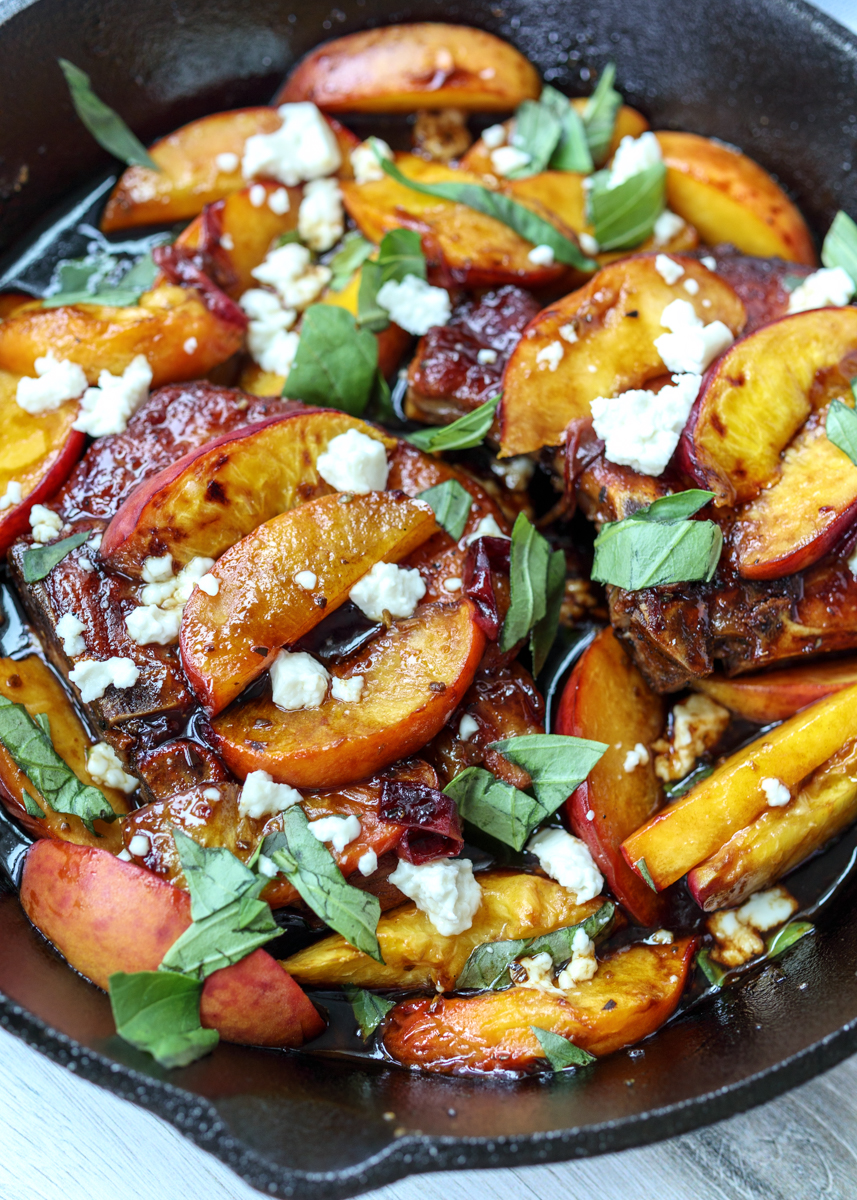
left=1, top=0, right=857, bottom=1196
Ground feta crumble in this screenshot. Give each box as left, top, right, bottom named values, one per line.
left=294, top=570, right=317, bottom=590
left=358, top=848, right=378, bottom=876
left=257, top=854, right=278, bottom=878
left=349, top=561, right=426, bottom=622
left=197, top=573, right=219, bottom=596
left=241, top=102, right=342, bottom=186
left=238, top=769, right=303, bottom=819
left=249, top=183, right=267, bottom=207
left=251, top=242, right=331, bottom=310
left=215, top=151, right=239, bottom=172
left=128, top=834, right=150, bottom=857
left=654, top=693, right=730, bottom=781
left=56, top=612, right=86, bottom=657
left=490, top=145, right=531, bottom=176
left=623, top=742, right=649, bottom=772
left=787, top=265, right=856, bottom=313
left=701, top=255, right=717, bottom=271
left=308, top=814, right=361, bottom=853
left=87, top=741, right=138, bottom=793
left=127, top=555, right=216, bottom=646
left=528, top=244, right=555, bottom=267
left=270, top=649, right=330, bottom=710
left=654, top=298, right=734, bottom=375
left=526, top=827, right=603, bottom=903
left=590, top=372, right=702, bottom=476
left=481, top=123, right=507, bottom=150
left=239, top=288, right=300, bottom=377
left=516, top=951, right=564, bottom=995
left=202, top=788, right=221, bottom=802
left=268, top=186, right=290, bottom=215
left=316, top=428, right=389, bottom=493
left=707, top=885, right=799, bottom=967
left=653, top=210, right=686, bottom=245
left=477, top=348, right=498, bottom=365
left=684, top=277, right=700, bottom=295
left=375, top=275, right=452, bottom=336
left=220, top=232, right=235, bottom=251
left=331, top=675, right=365, bottom=703
left=645, top=929, right=674, bottom=945
left=16, top=353, right=87, bottom=414
left=72, top=355, right=153, bottom=438
left=183, top=336, right=198, bottom=355
left=350, top=137, right=393, bottom=184
left=443, top=577, right=462, bottom=592
left=655, top=254, right=685, bottom=285
left=69, top=657, right=140, bottom=703
left=607, top=131, right=663, bottom=189
left=28, top=504, right=63, bottom=544
left=535, top=340, right=564, bottom=372
left=0, top=481, right=22, bottom=511
left=117, top=849, right=132, bottom=862
left=464, top=514, right=509, bottom=545
left=761, top=776, right=791, bottom=808
left=556, top=928, right=598, bottom=986
left=298, top=177, right=344, bottom=252
left=579, top=232, right=599, bottom=256
left=459, top=713, right=479, bottom=741
left=389, top=857, right=482, bottom=936
left=559, top=323, right=578, bottom=343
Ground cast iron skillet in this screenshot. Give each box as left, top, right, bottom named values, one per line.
left=1, top=0, right=857, bottom=1195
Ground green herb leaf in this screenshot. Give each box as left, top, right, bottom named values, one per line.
left=766, top=920, right=814, bottom=958
left=109, top=970, right=219, bottom=1068
left=379, top=156, right=596, bottom=271
left=407, top=395, right=500, bottom=453
left=530, top=548, right=566, bottom=675
left=588, top=161, right=667, bottom=252
left=159, top=878, right=279, bottom=980
left=582, top=62, right=622, bottom=166
left=21, top=790, right=46, bottom=819
left=263, top=807, right=383, bottom=961
left=826, top=398, right=857, bottom=466
left=21, top=532, right=92, bottom=583
left=531, top=1025, right=596, bottom=1069
left=664, top=764, right=714, bottom=799
left=0, top=696, right=115, bottom=831
left=42, top=250, right=159, bottom=309
left=58, top=59, right=159, bottom=171
left=329, top=233, right=375, bottom=291
left=489, top=734, right=608, bottom=814
left=695, top=949, right=727, bottom=989
left=500, top=513, right=551, bottom=652
left=283, top=306, right=379, bottom=415
left=444, top=767, right=543, bottom=851
left=541, top=87, right=594, bottom=174
left=171, top=827, right=260, bottom=921
left=821, top=210, right=857, bottom=282
left=357, top=229, right=427, bottom=332
left=344, top=985, right=395, bottom=1039
left=416, top=480, right=473, bottom=540
left=635, top=857, right=658, bottom=892
left=631, top=490, right=716, bottom=522
left=506, top=98, right=562, bottom=179
left=356, top=261, right=389, bottom=333
left=592, top=492, right=723, bottom=590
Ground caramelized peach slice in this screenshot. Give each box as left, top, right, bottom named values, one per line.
left=19, top=839, right=323, bottom=1046
left=655, top=132, right=816, bottom=265
left=213, top=600, right=485, bottom=788
left=622, top=683, right=857, bottom=890
left=383, top=938, right=697, bottom=1072
left=275, top=24, right=540, bottom=113
left=181, top=492, right=439, bottom=715
left=100, top=410, right=396, bottom=577
left=499, top=255, right=745, bottom=456
left=694, top=658, right=857, bottom=724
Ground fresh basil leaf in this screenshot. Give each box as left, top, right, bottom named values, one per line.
left=821, top=210, right=857, bottom=282
left=263, top=807, right=383, bottom=961
left=109, top=970, right=219, bottom=1068
left=159, top=878, right=279, bottom=979
left=664, top=763, right=714, bottom=799
left=826, top=398, right=857, bottom=466
left=58, top=59, right=159, bottom=171
left=357, top=229, right=427, bottom=332
left=357, top=261, right=390, bottom=333
left=379, top=157, right=596, bottom=271
left=530, top=548, right=566, bottom=675
left=329, top=233, right=375, bottom=292
left=506, top=98, right=562, bottom=179
left=368, top=367, right=395, bottom=423
left=0, top=696, right=115, bottom=831
left=407, top=394, right=500, bottom=453
left=528, top=902, right=615, bottom=960
left=21, top=532, right=92, bottom=583
left=489, top=734, right=608, bottom=814
left=541, top=87, right=594, bottom=174
left=588, top=161, right=667, bottom=252
left=592, top=513, right=722, bottom=590
left=630, top=489, right=716, bottom=523
left=43, top=249, right=160, bottom=308
left=695, top=949, right=726, bottom=989
left=581, top=62, right=622, bottom=167
left=21, top=790, right=46, bottom=819
left=635, top=858, right=657, bottom=892
left=444, top=766, right=543, bottom=852
left=500, top=514, right=551, bottom=653
left=283, top=305, right=379, bottom=415
left=766, top=920, right=813, bottom=958
left=416, top=479, right=473, bottom=541
left=344, top=985, right=395, bottom=1039
left=172, top=827, right=259, bottom=922
left=531, top=1025, right=596, bottom=1069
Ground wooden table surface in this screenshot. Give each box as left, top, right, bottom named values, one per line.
left=3, top=1, right=857, bottom=1196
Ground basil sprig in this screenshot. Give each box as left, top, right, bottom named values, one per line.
left=581, top=62, right=622, bottom=166
left=42, top=250, right=159, bottom=309
left=821, top=210, right=857, bottom=282
left=826, top=390, right=857, bottom=465
left=592, top=490, right=723, bottom=591
left=283, top=306, right=379, bottom=416
left=22, top=531, right=92, bottom=583
left=416, top=479, right=473, bottom=540
left=263, top=807, right=383, bottom=961
left=407, top=394, right=500, bottom=453
left=587, top=161, right=667, bottom=251
left=500, top=514, right=565, bottom=669
left=358, top=229, right=427, bottom=332
left=58, top=59, right=159, bottom=171
left=108, top=970, right=219, bottom=1068
left=378, top=157, right=596, bottom=271
left=344, top=985, right=395, bottom=1039
left=329, top=233, right=374, bottom=292
left=531, top=1026, right=596, bottom=1070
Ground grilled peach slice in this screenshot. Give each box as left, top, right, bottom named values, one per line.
left=558, top=628, right=668, bottom=926
left=101, top=107, right=358, bottom=232
left=383, top=937, right=697, bottom=1072
left=688, top=738, right=857, bottom=910
left=181, top=492, right=439, bottom=715
left=19, top=839, right=323, bottom=1047
left=275, top=24, right=540, bottom=113
left=100, top=410, right=396, bottom=577
left=0, top=285, right=244, bottom=385
left=655, top=132, right=816, bottom=265
left=694, top=658, right=857, bottom=724
left=341, top=155, right=574, bottom=289
left=622, top=683, right=857, bottom=891
left=679, top=307, right=857, bottom=506
left=213, top=600, right=485, bottom=789
left=500, top=256, right=745, bottom=456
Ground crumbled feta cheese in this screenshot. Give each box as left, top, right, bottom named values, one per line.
left=737, top=886, right=798, bottom=930
left=202, top=787, right=221, bottom=802
left=607, top=131, right=663, bottom=189
left=376, top=274, right=452, bottom=336
left=389, top=857, right=482, bottom=936
left=787, top=265, right=856, bottom=313
left=128, top=834, right=150, bottom=856
left=220, top=232, right=235, bottom=251
left=268, top=186, right=290, bottom=215
left=528, top=244, right=555, bottom=267
left=117, top=849, right=132, bottom=862
left=141, top=554, right=173, bottom=584
left=126, top=606, right=182, bottom=645
left=655, top=254, right=685, bottom=285
left=645, top=929, right=674, bottom=945
left=579, top=232, right=599, bottom=256
left=16, top=353, right=88, bottom=415
left=69, top=657, right=140, bottom=702
left=623, top=743, right=649, bottom=772
left=535, top=340, right=564, bottom=372
left=215, top=151, right=239, bottom=173
left=183, top=336, right=198, bottom=355
left=28, top=504, right=63, bottom=544
left=654, top=693, right=731, bottom=781
left=86, top=741, right=138, bottom=793
left=128, top=556, right=216, bottom=645
left=197, top=573, right=219, bottom=597
left=56, top=612, right=86, bottom=657
left=239, top=288, right=300, bottom=377
left=701, top=255, right=717, bottom=271
left=490, top=456, right=535, bottom=491
left=481, top=123, right=507, bottom=150
left=527, top=827, right=603, bottom=903
left=654, top=299, right=734, bottom=375
left=331, top=674, right=364, bottom=703
left=78, top=557, right=94, bottom=572
left=73, top=355, right=153, bottom=438
left=443, top=577, right=462, bottom=592
left=585, top=809, right=595, bottom=821
left=0, top=481, right=22, bottom=512
left=298, top=177, right=344, bottom=252
left=559, top=323, right=578, bottom=344
left=294, top=570, right=317, bottom=591
left=350, top=137, right=393, bottom=184
left=459, top=714, right=479, bottom=741
left=251, top=242, right=331, bottom=310
left=465, top=514, right=508, bottom=545
left=590, top=372, right=703, bottom=476
left=308, top=814, right=361, bottom=853
left=490, top=145, right=531, bottom=176
left=270, top=649, right=330, bottom=710
left=249, top=183, right=265, bottom=206
left=139, top=555, right=215, bottom=610
left=761, top=776, right=791, bottom=808
left=238, top=769, right=303, bottom=819
left=517, top=951, right=564, bottom=995
left=556, top=927, right=598, bottom=986
left=257, top=854, right=278, bottom=878
left=358, top=848, right=378, bottom=876
left=707, top=885, right=798, bottom=967
left=477, top=348, right=498, bottom=365
left=242, top=102, right=342, bottom=185
left=349, top=561, right=426, bottom=622
left=316, top=428, right=389, bottom=493
left=684, top=278, right=700, bottom=295
left=653, top=210, right=686, bottom=245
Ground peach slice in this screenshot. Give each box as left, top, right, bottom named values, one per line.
left=100, top=410, right=396, bottom=577
left=499, top=255, right=745, bottom=456
left=382, top=937, right=697, bottom=1072
left=621, top=683, right=857, bottom=891
left=213, top=600, right=485, bottom=788
left=20, top=839, right=323, bottom=1046
left=679, top=307, right=857, bottom=506
left=655, top=132, right=817, bottom=266
left=557, top=628, right=668, bottom=926
left=101, top=108, right=358, bottom=232
left=181, top=492, right=439, bottom=715
left=275, top=24, right=540, bottom=113
left=0, top=285, right=245, bottom=385
left=694, top=658, right=857, bottom=724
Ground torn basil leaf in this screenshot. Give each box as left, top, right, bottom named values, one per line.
left=444, top=767, right=543, bottom=852
left=263, top=808, right=383, bottom=961
left=695, top=949, right=726, bottom=989
left=42, top=249, right=159, bottom=309
left=357, top=228, right=427, bottom=332
left=635, top=858, right=658, bottom=892
left=531, top=1026, right=596, bottom=1069
left=58, top=59, right=159, bottom=171
left=766, top=920, right=813, bottom=958
left=506, top=98, right=561, bottom=179
left=109, top=970, right=219, bottom=1068
left=542, top=87, right=594, bottom=174
left=821, top=210, right=857, bottom=283
left=664, top=764, right=714, bottom=799
left=588, top=161, right=667, bottom=252
left=344, top=985, right=395, bottom=1039
left=581, top=62, right=622, bottom=166
left=592, top=491, right=722, bottom=590
left=283, top=305, right=379, bottom=416
left=489, top=734, right=608, bottom=814
left=159, top=877, right=279, bottom=980
left=632, top=490, right=716, bottom=522
left=529, top=548, right=566, bottom=675
left=826, top=397, right=857, bottom=466
left=499, top=513, right=551, bottom=652
left=417, top=479, right=473, bottom=541
left=21, top=531, right=92, bottom=583
left=407, top=394, right=500, bottom=453
left=172, top=827, right=260, bottom=922
left=329, top=233, right=374, bottom=292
